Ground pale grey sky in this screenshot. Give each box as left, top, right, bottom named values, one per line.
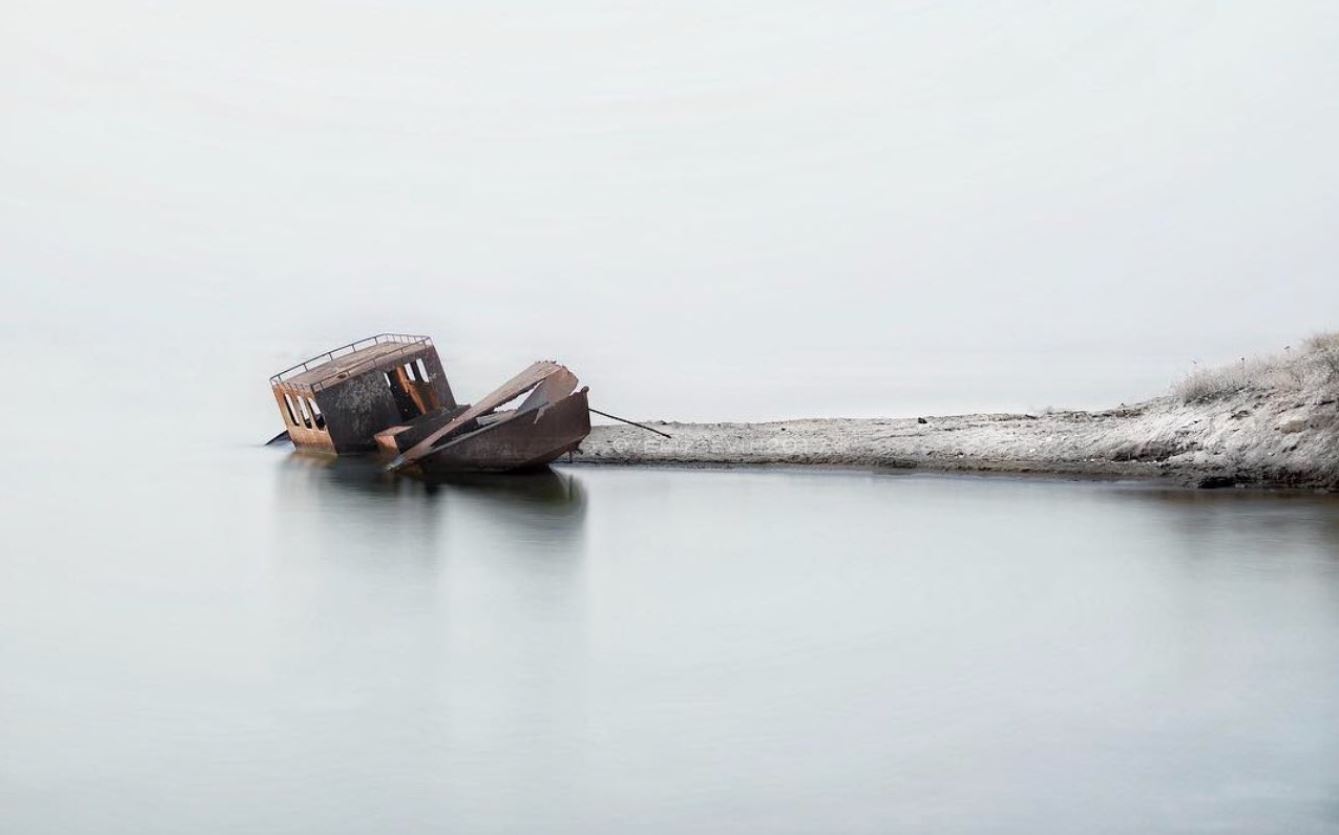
left=3, top=1, right=1337, bottom=421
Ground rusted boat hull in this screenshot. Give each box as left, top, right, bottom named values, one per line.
left=271, top=339, right=595, bottom=476
left=409, top=389, right=591, bottom=477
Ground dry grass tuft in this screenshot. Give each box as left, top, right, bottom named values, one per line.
left=1305, top=332, right=1339, bottom=380
left=1175, top=331, right=1339, bottom=403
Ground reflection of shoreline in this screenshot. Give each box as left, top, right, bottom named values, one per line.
left=1112, top=484, right=1339, bottom=558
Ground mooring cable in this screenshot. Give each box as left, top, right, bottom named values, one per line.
left=588, top=407, right=673, bottom=439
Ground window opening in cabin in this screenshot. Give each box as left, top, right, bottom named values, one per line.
left=405, top=362, right=417, bottom=382
left=307, top=397, right=326, bottom=430
left=416, top=358, right=429, bottom=381
left=383, top=366, right=420, bottom=421
left=282, top=393, right=299, bottom=426
left=297, top=396, right=313, bottom=429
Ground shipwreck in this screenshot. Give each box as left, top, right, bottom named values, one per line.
left=269, top=334, right=592, bottom=475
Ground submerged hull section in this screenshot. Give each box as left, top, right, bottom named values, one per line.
left=411, top=390, right=591, bottom=476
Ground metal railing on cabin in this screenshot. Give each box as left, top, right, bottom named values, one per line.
left=270, top=333, right=434, bottom=392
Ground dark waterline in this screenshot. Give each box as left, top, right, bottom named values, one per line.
left=3, top=448, right=1339, bottom=834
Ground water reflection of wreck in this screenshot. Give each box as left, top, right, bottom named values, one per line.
left=269, top=334, right=590, bottom=476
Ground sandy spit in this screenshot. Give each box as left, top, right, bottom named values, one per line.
left=572, top=389, right=1339, bottom=490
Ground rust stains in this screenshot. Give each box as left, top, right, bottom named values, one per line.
left=269, top=335, right=590, bottom=475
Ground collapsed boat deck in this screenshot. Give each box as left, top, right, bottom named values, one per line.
left=269, top=334, right=590, bottom=475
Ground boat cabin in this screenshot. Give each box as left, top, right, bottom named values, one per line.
left=269, top=334, right=458, bottom=453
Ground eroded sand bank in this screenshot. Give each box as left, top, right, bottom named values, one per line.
left=572, top=388, right=1339, bottom=489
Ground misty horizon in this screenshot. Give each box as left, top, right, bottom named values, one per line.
left=4, top=2, right=1336, bottom=422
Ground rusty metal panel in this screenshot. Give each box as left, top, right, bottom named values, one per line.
left=410, top=389, right=591, bottom=476
left=393, top=361, right=572, bottom=467
left=271, top=334, right=434, bottom=392
left=273, top=384, right=336, bottom=452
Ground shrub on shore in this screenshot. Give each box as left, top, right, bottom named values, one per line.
left=1307, top=331, right=1339, bottom=380
left=1175, top=331, right=1339, bottom=403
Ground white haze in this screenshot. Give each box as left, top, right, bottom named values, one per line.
left=2, top=1, right=1337, bottom=424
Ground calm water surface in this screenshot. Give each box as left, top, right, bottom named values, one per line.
left=4, top=441, right=1339, bottom=833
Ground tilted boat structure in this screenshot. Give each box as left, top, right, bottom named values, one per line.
left=269, top=334, right=590, bottom=475
left=382, top=360, right=590, bottom=477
